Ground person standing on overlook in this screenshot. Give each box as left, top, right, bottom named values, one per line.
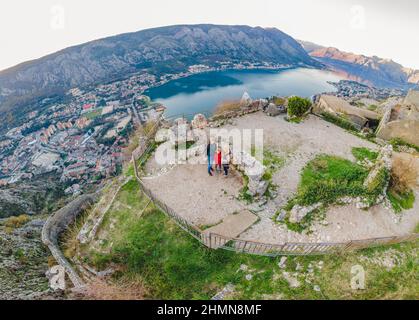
left=215, top=146, right=222, bottom=173
left=207, top=139, right=216, bottom=176
left=222, top=145, right=231, bottom=177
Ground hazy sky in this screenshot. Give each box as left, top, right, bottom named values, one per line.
left=0, top=0, right=418, bottom=71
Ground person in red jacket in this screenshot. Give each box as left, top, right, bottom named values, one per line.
left=215, top=146, right=222, bottom=173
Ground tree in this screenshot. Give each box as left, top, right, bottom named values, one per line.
left=287, top=96, right=312, bottom=118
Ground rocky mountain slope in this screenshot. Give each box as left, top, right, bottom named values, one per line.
left=0, top=216, right=56, bottom=300
left=0, top=25, right=319, bottom=114
left=0, top=173, right=65, bottom=218
left=299, top=41, right=419, bottom=89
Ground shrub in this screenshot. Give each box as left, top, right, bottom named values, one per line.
left=391, top=156, right=418, bottom=192
left=387, top=156, right=417, bottom=213
left=1, top=214, right=30, bottom=229
left=387, top=189, right=415, bottom=213
left=287, top=96, right=312, bottom=118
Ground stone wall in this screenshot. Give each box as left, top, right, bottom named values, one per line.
left=377, top=119, right=419, bottom=146
left=209, top=103, right=262, bottom=127
left=376, top=105, right=393, bottom=133
left=42, top=193, right=97, bottom=288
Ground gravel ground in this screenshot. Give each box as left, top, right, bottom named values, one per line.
left=142, top=163, right=245, bottom=226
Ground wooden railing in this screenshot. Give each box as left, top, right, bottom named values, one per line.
left=132, top=116, right=419, bottom=256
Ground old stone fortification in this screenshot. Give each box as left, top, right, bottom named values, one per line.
left=377, top=120, right=419, bottom=146
left=41, top=193, right=97, bottom=288
left=314, top=95, right=380, bottom=128
left=78, top=176, right=131, bottom=244
left=377, top=90, right=419, bottom=146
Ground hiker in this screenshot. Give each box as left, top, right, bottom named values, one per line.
left=222, top=145, right=231, bottom=176
left=215, top=146, right=222, bottom=173
left=207, top=140, right=216, bottom=176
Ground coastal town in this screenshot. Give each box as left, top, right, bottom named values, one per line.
left=0, top=61, right=302, bottom=197
left=0, top=74, right=167, bottom=196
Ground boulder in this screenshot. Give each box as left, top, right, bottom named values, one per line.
left=240, top=92, right=253, bottom=107
left=248, top=179, right=269, bottom=197
left=232, top=150, right=267, bottom=197
left=266, top=103, right=286, bottom=116
left=278, top=257, right=287, bottom=269
left=260, top=99, right=269, bottom=109
left=282, top=272, right=301, bottom=288
left=155, top=128, right=171, bottom=143
left=191, top=114, right=208, bottom=130
left=289, top=203, right=322, bottom=224
left=169, top=123, right=195, bottom=146
left=276, top=209, right=287, bottom=222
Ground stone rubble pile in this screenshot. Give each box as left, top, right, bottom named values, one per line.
left=357, top=144, right=393, bottom=209
left=265, top=103, right=286, bottom=117
left=232, top=151, right=268, bottom=197
left=191, top=113, right=208, bottom=130
left=288, top=203, right=323, bottom=224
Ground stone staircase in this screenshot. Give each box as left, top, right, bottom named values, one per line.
left=202, top=210, right=258, bottom=249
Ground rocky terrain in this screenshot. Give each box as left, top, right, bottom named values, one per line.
left=0, top=24, right=320, bottom=117
left=0, top=216, right=62, bottom=300
left=299, top=40, right=419, bottom=89
left=0, top=173, right=65, bottom=218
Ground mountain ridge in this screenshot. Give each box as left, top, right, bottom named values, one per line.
left=299, top=40, right=419, bottom=88
left=0, top=24, right=320, bottom=113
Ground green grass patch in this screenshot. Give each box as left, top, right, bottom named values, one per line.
left=352, top=147, right=379, bottom=162
left=292, top=155, right=368, bottom=207
left=261, top=149, right=285, bottom=173
left=390, top=138, right=419, bottom=153
left=285, top=115, right=307, bottom=124
left=84, top=188, right=419, bottom=299
left=255, top=148, right=285, bottom=198
left=238, top=175, right=253, bottom=203
left=363, top=167, right=390, bottom=207
left=277, top=155, right=391, bottom=232
left=76, top=165, right=419, bottom=300
left=321, top=112, right=359, bottom=132
left=137, top=142, right=158, bottom=170
left=387, top=189, right=415, bottom=213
